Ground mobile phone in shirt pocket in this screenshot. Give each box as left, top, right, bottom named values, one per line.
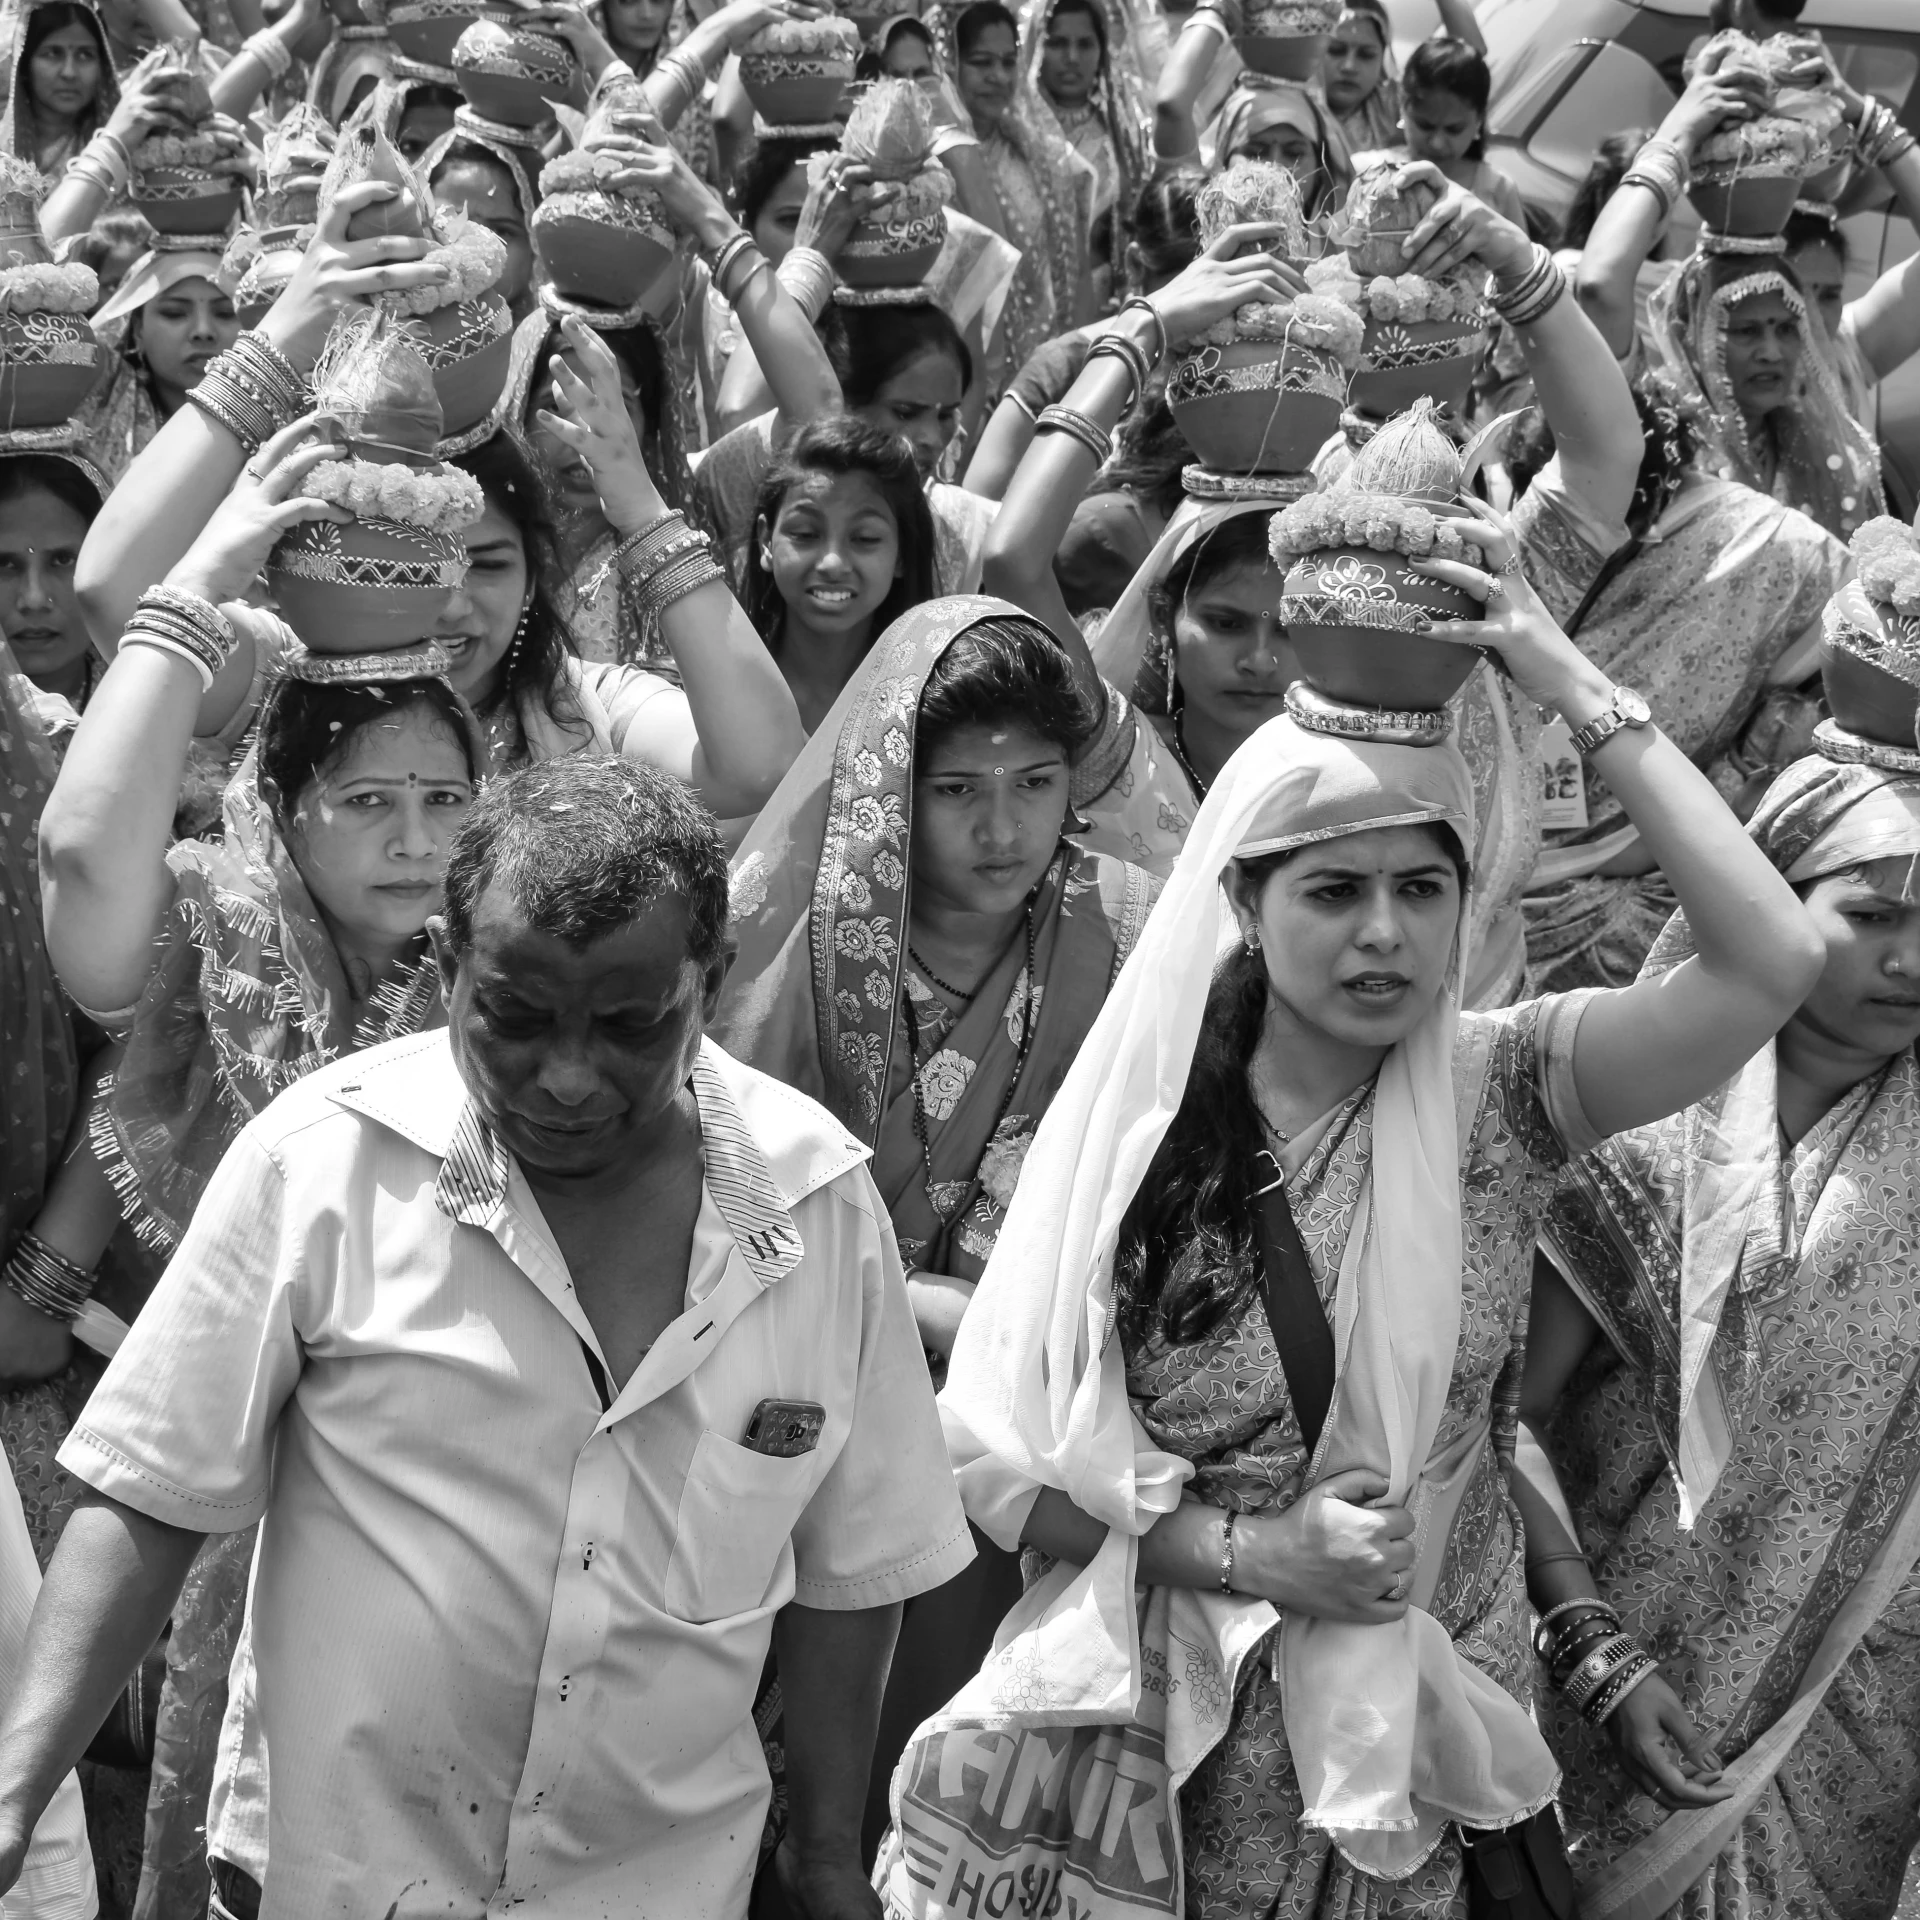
left=664, top=1429, right=819, bottom=1623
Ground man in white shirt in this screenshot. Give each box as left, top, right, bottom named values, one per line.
left=0, top=757, right=973, bottom=1920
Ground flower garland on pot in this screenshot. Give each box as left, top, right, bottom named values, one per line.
left=0, top=158, right=105, bottom=435
left=530, top=72, right=678, bottom=318
left=1268, top=397, right=1490, bottom=740
left=316, top=107, right=512, bottom=447
left=128, top=44, right=254, bottom=237
left=1683, top=32, right=1818, bottom=238
left=269, top=310, right=484, bottom=664
left=738, top=10, right=860, bottom=134
left=1165, top=159, right=1362, bottom=493
left=1817, top=517, right=1920, bottom=765
left=829, top=80, right=953, bottom=300
left=221, top=106, right=337, bottom=318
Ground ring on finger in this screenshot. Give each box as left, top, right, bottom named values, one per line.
left=1484, top=576, right=1503, bottom=600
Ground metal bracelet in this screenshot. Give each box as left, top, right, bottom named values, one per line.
left=1084, top=330, right=1151, bottom=407
left=1035, top=403, right=1112, bottom=465
left=3, top=1232, right=96, bottom=1323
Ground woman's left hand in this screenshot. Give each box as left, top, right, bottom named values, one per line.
left=165, top=416, right=349, bottom=606
left=1605, top=1672, right=1731, bottom=1810
left=535, top=313, right=664, bottom=536
left=587, top=122, right=730, bottom=242
left=1410, top=497, right=1600, bottom=712
left=514, top=0, right=620, bottom=79
left=793, top=155, right=883, bottom=263
left=1392, top=161, right=1533, bottom=282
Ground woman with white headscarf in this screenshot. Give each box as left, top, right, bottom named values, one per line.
left=879, top=510, right=1823, bottom=1920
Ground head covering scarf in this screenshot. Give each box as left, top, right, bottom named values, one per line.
left=0, top=636, right=77, bottom=1261
left=88, top=234, right=227, bottom=330
left=94, top=679, right=483, bottom=1251
left=937, top=711, right=1560, bottom=1882
left=1, top=0, right=119, bottom=171
left=1016, top=0, right=1151, bottom=227
left=420, top=116, right=538, bottom=229
left=1210, top=77, right=1353, bottom=216
left=1314, top=1, right=1401, bottom=154
left=1616, top=753, right=1920, bottom=1525
left=1646, top=248, right=1882, bottom=542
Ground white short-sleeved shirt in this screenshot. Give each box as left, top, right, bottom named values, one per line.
left=60, top=1032, right=972, bottom=1920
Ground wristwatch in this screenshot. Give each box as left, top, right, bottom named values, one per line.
left=1567, top=685, right=1652, bottom=756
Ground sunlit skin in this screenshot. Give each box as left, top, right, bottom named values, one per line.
left=956, top=19, right=1020, bottom=138
left=528, top=344, right=647, bottom=520
left=1163, top=558, right=1298, bottom=789
left=748, top=159, right=810, bottom=267
left=434, top=884, right=726, bottom=1192
left=431, top=497, right=533, bottom=708
left=396, top=96, right=458, bottom=162
left=881, top=26, right=936, bottom=80
left=1230, top=823, right=1463, bottom=1064
left=433, top=157, right=534, bottom=314
left=133, top=276, right=240, bottom=417
left=603, top=0, right=674, bottom=62
left=0, top=488, right=92, bottom=700
left=1322, top=20, right=1385, bottom=118
left=854, top=347, right=965, bottom=480
left=1722, top=287, right=1804, bottom=417
left=758, top=470, right=903, bottom=729
left=271, top=708, right=477, bottom=989
left=1038, top=4, right=1102, bottom=113
left=27, top=21, right=102, bottom=136
left=1402, top=87, right=1482, bottom=179
left=1787, top=237, right=1846, bottom=344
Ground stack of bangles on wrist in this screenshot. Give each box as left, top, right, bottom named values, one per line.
left=66, top=126, right=130, bottom=195
left=3, top=1232, right=96, bottom=1323
left=1618, top=136, right=1689, bottom=221
left=708, top=230, right=771, bottom=306
left=241, top=24, right=295, bottom=77
left=1036, top=404, right=1112, bottom=463
left=1534, top=1596, right=1657, bottom=1726
left=120, top=585, right=242, bottom=692
left=779, top=246, right=836, bottom=325
left=611, top=510, right=725, bottom=618
left=655, top=43, right=714, bottom=108
left=188, top=331, right=309, bottom=455
left=1488, top=244, right=1568, bottom=328
left=1858, top=98, right=1917, bottom=171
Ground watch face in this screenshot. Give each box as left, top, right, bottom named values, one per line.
left=1616, top=687, right=1652, bottom=727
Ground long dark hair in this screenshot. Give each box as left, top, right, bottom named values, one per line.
left=1403, top=35, right=1490, bottom=161
left=744, top=416, right=935, bottom=653
left=825, top=302, right=974, bottom=408
left=1560, top=128, right=1652, bottom=251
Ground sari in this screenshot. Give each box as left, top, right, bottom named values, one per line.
left=1017, top=0, right=1151, bottom=237
left=1541, top=754, right=1920, bottom=1920
left=1312, top=2, right=1401, bottom=156
left=1, top=0, right=119, bottom=174
left=1515, top=461, right=1845, bottom=993
left=893, top=714, right=1594, bottom=1919
left=1645, top=250, right=1882, bottom=544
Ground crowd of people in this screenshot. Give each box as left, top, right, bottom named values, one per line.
left=0, top=0, right=1916, bottom=1913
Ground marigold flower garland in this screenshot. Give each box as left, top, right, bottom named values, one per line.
left=296, top=457, right=485, bottom=534
left=1269, top=491, right=1486, bottom=570
left=1853, top=517, right=1920, bottom=618
left=0, top=260, right=98, bottom=314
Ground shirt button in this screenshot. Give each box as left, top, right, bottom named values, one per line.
left=558, top=1675, right=572, bottom=1700
left=582, top=1541, right=596, bottom=1569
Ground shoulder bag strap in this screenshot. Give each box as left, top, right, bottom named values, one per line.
left=1562, top=532, right=1645, bottom=641
left=1252, top=1158, right=1338, bottom=1456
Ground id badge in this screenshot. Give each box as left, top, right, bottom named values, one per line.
left=1539, top=719, right=1589, bottom=833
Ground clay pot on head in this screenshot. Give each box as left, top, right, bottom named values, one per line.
left=531, top=191, right=678, bottom=310
left=231, top=223, right=311, bottom=323
left=1233, top=30, right=1324, bottom=79
left=837, top=204, right=947, bottom=289
left=454, top=17, right=586, bottom=127
left=1351, top=315, right=1486, bottom=417
left=1167, top=337, right=1346, bottom=476
left=737, top=50, right=853, bottom=126
left=268, top=517, right=467, bottom=652
left=388, top=0, right=485, bottom=69
left=405, top=292, right=513, bottom=437
left=1281, top=547, right=1482, bottom=710
left=0, top=311, right=105, bottom=430
left=1821, top=583, right=1920, bottom=748
left=1686, top=168, right=1801, bottom=238
left=131, top=165, right=244, bottom=236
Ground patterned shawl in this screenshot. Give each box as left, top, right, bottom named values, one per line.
left=714, top=594, right=1158, bottom=1276
left=1016, top=0, right=1151, bottom=229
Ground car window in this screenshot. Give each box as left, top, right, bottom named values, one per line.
left=1486, top=40, right=1595, bottom=142
left=1518, top=42, right=1677, bottom=187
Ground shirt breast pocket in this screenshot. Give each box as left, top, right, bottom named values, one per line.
left=664, top=1429, right=819, bottom=1624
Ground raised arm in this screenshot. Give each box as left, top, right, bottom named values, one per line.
left=1573, top=66, right=1763, bottom=359
left=38, top=51, right=192, bottom=247
left=635, top=0, right=803, bottom=129
left=73, top=181, right=447, bottom=660
left=1834, top=77, right=1920, bottom=380
left=538, top=316, right=805, bottom=813
left=1398, top=162, right=1639, bottom=524
left=207, top=0, right=324, bottom=117
left=1433, top=0, right=1485, bottom=54
left=42, top=425, right=347, bottom=1017
left=1417, top=503, right=1824, bottom=1140
left=1153, top=0, right=1235, bottom=170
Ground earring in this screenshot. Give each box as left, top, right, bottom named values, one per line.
left=1244, top=927, right=1261, bottom=952
left=505, top=603, right=530, bottom=678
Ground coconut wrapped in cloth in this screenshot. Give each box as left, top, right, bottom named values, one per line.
left=316, top=95, right=513, bottom=443
left=828, top=80, right=952, bottom=291
left=1762, top=32, right=1853, bottom=199
left=1817, top=517, right=1920, bottom=758
left=1682, top=31, right=1818, bottom=235
left=1309, top=161, right=1491, bottom=418
left=126, top=41, right=252, bottom=236
left=220, top=107, right=337, bottom=321
left=0, top=158, right=104, bottom=431
left=531, top=72, right=678, bottom=316
left=1231, top=0, right=1338, bottom=80
left=1269, top=398, right=1491, bottom=729
left=267, top=311, right=485, bottom=655
left=739, top=10, right=859, bottom=132
left=1164, top=160, right=1361, bottom=486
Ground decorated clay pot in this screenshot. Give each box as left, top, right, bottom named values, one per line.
left=1281, top=548, right=1481, bottom=709
left=231, top=223, right=310, bottom=322
left=268, top=517, right=467, bottom=652
left=388, top=0, right=486, bottom=68
left=1351, top=315, right=1486, bottom=417
left=1167, top=338, right=1346, bottom=475
left=132, top=165, right=244, bottom=236
left=454, top=17, right=585, bottom=127
left=531, top=190, right=677, bottom=310
left=328, top=0, right=378, bottom=26
left=738, top=50, right=853, bottom=126
left=1820, top=582, right=1920, bottom=747
left=1686, top=168, right=1800, bottom=238
left=837, top=204, right=947, bottom=289
left=405, top=292, right=513, bottom=437
left=1233, top=30, right=1323, bottom=78
left=0, top=311, right=104, bottom=430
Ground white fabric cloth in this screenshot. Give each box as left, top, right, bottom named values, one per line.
left=938, top=714, right=1559, bottom=1881
left=60, top=1031, right=971, bottom=1919
left=0, top=1455, right=95, bottom=1920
